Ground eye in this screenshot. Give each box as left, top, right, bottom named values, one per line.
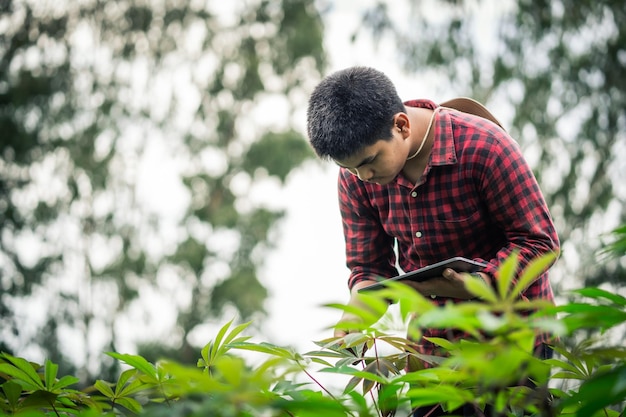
left=360, top=156, right=376, bottom=167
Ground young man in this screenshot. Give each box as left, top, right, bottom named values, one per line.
left=306, top=66, right=560, bottom=416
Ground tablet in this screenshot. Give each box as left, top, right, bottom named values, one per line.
left=358, top=257, right=487, bottom=292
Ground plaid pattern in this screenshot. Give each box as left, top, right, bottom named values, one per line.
left=338, top=99, right=559, bottom=356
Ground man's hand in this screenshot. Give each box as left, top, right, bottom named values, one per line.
left=404, top=269, right=488, bottom=299
left=334, top=312, right=362, bottom=338
left=333, top=280, right=386, bottom=338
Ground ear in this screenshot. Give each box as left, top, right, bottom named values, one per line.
left=393, top=112, right=410, bottom=136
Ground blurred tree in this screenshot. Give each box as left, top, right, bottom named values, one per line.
left=357, top=0, right=625, bottom=290
left=0, top=0, right=325, bottom=380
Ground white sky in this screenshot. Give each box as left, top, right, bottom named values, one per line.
left=258, top=1, right=418, bottom=353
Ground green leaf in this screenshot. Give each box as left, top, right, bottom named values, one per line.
left=497, top=252, right=519, bottom=299
left=320, top=366, right=389, bottom=384
left=51, top=375, right=79, bottom=391
left=43, top=359, right=57, bottom=390
left=0, top=364, right=43, bottom=391
left=118, top=378, right=149, bottom=398
left=106, top=352, right=157, bottom=380
left=115, top=396, right=143, bottom=414
left=464, top=273, right=497, bottom=303
left=324, top=300, right=384, bottom=329
left=20, top=389, right=57, bottom=408
left=406, top=385, right=473, bottom=410
left=211, top=319, right=234, bottom=361
left=2, top=381, right=23, bottom=408
left=303, top=350, right=344, bottom=359
left=1, top=354, right=44, bottom=389
left=528, top=317, right=568, bottom=336
left=308, top=357, right=334, bottom=367
left=342, top=333, right=370, bottom=349
left=228, top=341, right=296, bottom=360
left=572, top=287, right=626, bottom=306
left=423, top=337, right=456, bottom=352
left=94, top=380, right=115, bottom=398
left=115, top=368, right=138, bottom=396
left=508, top=252, right=557, bottom=302
left=564, top=364, right=626, bottom=416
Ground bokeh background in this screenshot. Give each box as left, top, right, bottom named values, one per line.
left=1, top=0, right=624, bottom=384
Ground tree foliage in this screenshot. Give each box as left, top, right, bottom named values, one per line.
left=357, top=0, right=626, bottom=288
left=0, top=0, right=325, bottom=380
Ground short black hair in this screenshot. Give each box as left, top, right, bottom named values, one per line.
left=306, top=66, right=405, bottom=160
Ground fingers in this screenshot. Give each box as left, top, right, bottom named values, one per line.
left=333, top=328, right=348, bottom=338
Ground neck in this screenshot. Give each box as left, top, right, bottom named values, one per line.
left=406, top=107, right=439, bottom=161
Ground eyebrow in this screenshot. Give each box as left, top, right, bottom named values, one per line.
left=334, top=154, right=376, bottom=169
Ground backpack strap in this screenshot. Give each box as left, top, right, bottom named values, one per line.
left=439, top=97, right=504, bottom=130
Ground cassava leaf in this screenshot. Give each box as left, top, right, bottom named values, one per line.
left=94, top=380, right=115, bottom=398
left=106, top=352, right=157, bottom=380
left=115, top=368, right=138, bottom=396
left=51, top=375, right=79, bottom=391
left=508, top=252, right=557, bottom=302
left=1, top=380, right=23, bottom=408
left=44, top=360, right=58, bottom=391
left=572, top=287, right=626, bottom=306
left=497, top=252, right=519, bottom=300
left=115, top=396, right=143, bottom=414
left=464, top=273, right=498, bottom=303
left=0, top=354, right=44, bottom=389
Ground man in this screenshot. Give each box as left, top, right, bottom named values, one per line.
left=306, top=66, right=559, bottom=416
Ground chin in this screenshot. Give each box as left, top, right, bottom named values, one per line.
left=369, top=176, right=391, bottom=185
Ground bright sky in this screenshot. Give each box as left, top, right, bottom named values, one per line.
left=258, top=1, right=416, bottom=353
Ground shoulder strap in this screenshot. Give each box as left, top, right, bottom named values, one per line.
left=439, top=97, right=504, bottom=130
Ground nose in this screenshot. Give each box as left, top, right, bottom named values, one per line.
left=354, top=167, right=373, bottom=182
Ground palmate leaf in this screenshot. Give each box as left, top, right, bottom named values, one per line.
left=572, top=287, right=626, bottom=307
left=106, top=352, right=157, bottom=380
left=114, top=368, right=138, bottom=396
left=319, top=365, right=390, bottom=386
left=464, top=273, right=497, bottom=303
left=94, top=380, right=115, bottom=398
left=115, top=396, right=142, bottom=414
left=227, top=341, right=297, bottom=361
left=562, top=364, right=626, bottom=416
left=51, top=375, right=80, bottom=391
left=549, top=303, right=626, bottom=333
left=508, top=251, right=557, bottom=302
left=1, top=380, right=22, bottom=409
left=200, top=320, right=252, bottom=369
left=117, top=378, right=148, bottom=398
left=43, top=360, right=57, bottom=391
left=325, top=299, right=387, bottom=329
left=0, top=354, right=44, bottom=391
left=406, top=384, right=474, bottom=411
left=497, top=252, right=519, bottom=300
left=358, top=358, right=399, bottom=395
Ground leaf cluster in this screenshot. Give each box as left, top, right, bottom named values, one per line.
left=0, top=253, right=624, bottom=416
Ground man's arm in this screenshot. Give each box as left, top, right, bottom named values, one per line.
left=334, top=279, right=384, bottom=338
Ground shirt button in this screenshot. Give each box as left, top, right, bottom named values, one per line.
left=411, top=191, right=418, bottom=198
left=415, top=231, right=422, bottom=238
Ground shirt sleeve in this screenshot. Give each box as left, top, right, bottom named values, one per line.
left=475, top=123, right=560, bottom=287
left=337, top=169, right=398, bottom=289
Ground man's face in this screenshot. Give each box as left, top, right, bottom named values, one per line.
left=333, top=129, right=409, bottom=185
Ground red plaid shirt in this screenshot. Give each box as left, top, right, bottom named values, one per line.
left=338, top=99, right=559, bottom=356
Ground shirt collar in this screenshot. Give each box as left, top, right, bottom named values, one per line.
left=404, top=99, right=457, bottom=167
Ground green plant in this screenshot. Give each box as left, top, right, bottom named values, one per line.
left=0, top=251, right=624, bottom=416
